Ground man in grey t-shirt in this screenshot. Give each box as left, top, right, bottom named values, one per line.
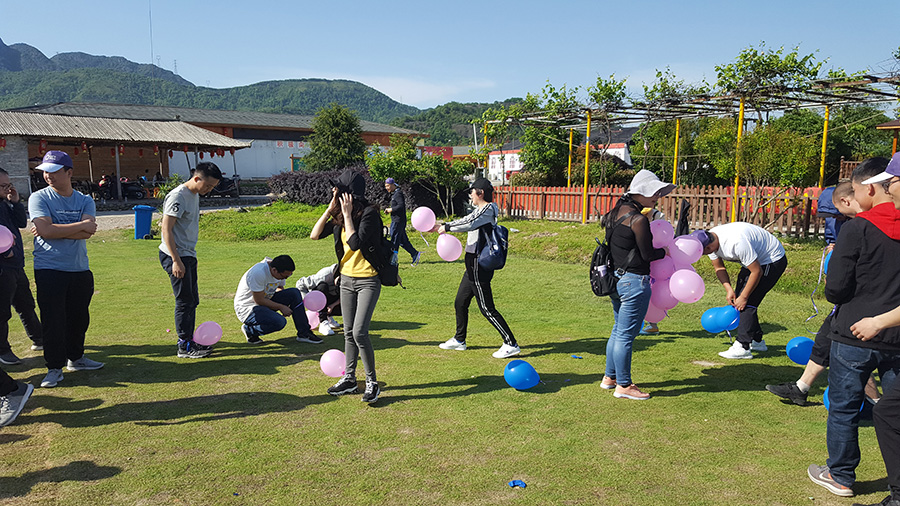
left=159, top=162, right=221, bottom=359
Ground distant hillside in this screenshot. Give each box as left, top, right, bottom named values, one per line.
left=390, top=99, right=523, bottom=146
left=0, top=38, right=420, bottom=123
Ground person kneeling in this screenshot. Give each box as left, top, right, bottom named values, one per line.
left=233, top=255, right=321, bottom=345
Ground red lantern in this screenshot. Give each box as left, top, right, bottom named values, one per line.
left=81, top=141, right=87, bottom=151
left=229, top=148, right=235, bottom=156
left=110, top=148, right=115, bottom=157
left=118, top=144, right=125, bottom=156
left=153, top=145, right=159, bottom=156
left=138, top=148, right=144, bottom=157
left=0, top=138, right=6, bottom=149
left=168, top=150, right=174, bottom=158
left=39, top=139, right=48, bottom=154
left=199, top=152, right=204, bottom=159
left=74, top=147, right=80, bottom=156
left=217, top=148, right=224, bottom=157
left=183, top=145, right=189, bottom=153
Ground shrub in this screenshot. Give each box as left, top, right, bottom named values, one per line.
left=234, top=224, right=312, bottom=241
left=267, top=163, right=389, bottom=208
left=508, top=170, right=548, bottom=187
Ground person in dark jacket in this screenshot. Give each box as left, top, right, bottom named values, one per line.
left=807, top=156, right=900, bottom=499
left=0, top=168, right=42, bottom=365
left=384, top=178, right=421, bottom=265
left=599, top=170, right=675, bottom=400
left=310, top=170, right=383, bottom=404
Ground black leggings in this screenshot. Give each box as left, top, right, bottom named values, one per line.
left=453, top=252, right=516, bottom=347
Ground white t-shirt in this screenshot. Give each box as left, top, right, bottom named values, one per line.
left=159, top=184, right=200, bottom=258
left=234, top=258, right=285, bottom=322
left=707, top=222, right=785, bottom=267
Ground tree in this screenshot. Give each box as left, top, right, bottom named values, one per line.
left=304, top=103, right=367, bottom=172
left=366, top=134, right=419, bottom=183
left=415, top=156, right=473, bottom=217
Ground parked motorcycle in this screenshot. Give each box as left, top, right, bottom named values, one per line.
left=201, top=175, right=240, bottom=198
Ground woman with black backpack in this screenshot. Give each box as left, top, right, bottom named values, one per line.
left=601, top=170, right=675, bottom=400
left=310, top=170, right=384, bottom=404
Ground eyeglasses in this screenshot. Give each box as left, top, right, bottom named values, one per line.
left=890, top=177, right=900, bottom=187
left=0, top=183, right=11, bottom=190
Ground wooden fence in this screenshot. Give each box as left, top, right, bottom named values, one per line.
left=493, top=184, right=829, bottom=238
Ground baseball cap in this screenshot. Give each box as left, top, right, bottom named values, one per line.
left=468, top=178, right=493, bottom=194
left=692, top=229, right=713, bottom=248
left=384, top=177, right=396, bottom=185
left=35, top=150, right=73, bottom=173
left=625, top=169, right=675, bottom=198
left=861, top=152, right=900, bottom=184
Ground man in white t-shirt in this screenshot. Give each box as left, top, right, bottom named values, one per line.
left=234, top=255, right=321, bottom=345
left=696, top=223, right=787, bottom=359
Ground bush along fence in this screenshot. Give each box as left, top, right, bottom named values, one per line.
left=493, top=185, right=830, bottom=238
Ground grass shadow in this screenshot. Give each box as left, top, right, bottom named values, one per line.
left=0, top=434, right=31, bottom=445
left=0, top=460, right=121, bottom=499
left=368, top=321, right=425, bottom=332
left=641, top=363, right=808, bottom=397
left=853, top=477, right=890, bottom=496
left=24, top=391, right=334, bottom=428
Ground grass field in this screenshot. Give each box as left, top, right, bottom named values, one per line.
left=0, top=205, right=889, bottom=506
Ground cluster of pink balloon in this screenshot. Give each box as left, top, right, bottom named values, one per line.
left=412, top=207, right=463, bottom=262
left=304, top=290, right=327, bottom=328
left=0, top=226, right=14, bottom=253
left=645, top=220, right=706, bottom=323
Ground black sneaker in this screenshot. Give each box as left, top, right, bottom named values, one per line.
left=766, top=382, right=808, bottom=406
left=327, top=375, right=358, bottom=396
left=296, top=330, right=323, bottom=344
left=362, top=381, right=381, bottom=403
left=242, top=324, right=264, bottom=344
left=177, top=339, right=212, bottom=359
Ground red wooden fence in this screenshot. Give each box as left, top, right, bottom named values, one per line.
left=493, top=185, right=828, bottom=238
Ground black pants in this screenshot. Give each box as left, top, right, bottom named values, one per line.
left=454, top=252, right=516, bottom=347
left=159, top=252, right=199, bottom=342
left=810, top=313, right=833, bottom=367
left=0, top=367, right=16, bottom=396
left=34, top=269, right=94, bottom=370
left=874, top=380, right=900, bottom=499
left=0, top=266, right=42, bottom=353
left=734, top=256, right=787, bottom=348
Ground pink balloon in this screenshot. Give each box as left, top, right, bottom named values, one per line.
left=304, top=290, right=327, bottom=312
left=644, top=302, right=668, bottom=324
left=649, top=219, right=674, bottom=248
left=650, top=281, right=679, bottom=310
left=669, top=269, right=706, bottom=304
left=193, top=321, right=222, bottom=346
left=436, top=233, right=462, bottom=261
left=0, top=226, right=13, bottom=253
left=411, top=207, right=436, bottom=232
left=319, top=349, right=346, bottom=377
left=306, top=310, right=320, bottom=328
left=670, top=235, right=703, bottom=266
left=649, top=256, right=676, bottom=281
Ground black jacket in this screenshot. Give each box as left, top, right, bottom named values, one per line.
left=319, top=206, right=386, bottom=276
left=826, top=204, right=900, bottom=351
left=388, top=189, right=406, bottom=226
left=0, top=200, right=27, bottom=269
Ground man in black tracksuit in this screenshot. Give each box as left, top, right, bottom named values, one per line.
left=807, top=157, right=900, bottom=499
left=384, top=178, right=420, bottom=265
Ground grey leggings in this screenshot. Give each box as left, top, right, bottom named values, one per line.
left=341, top=275, right=381, bottom=382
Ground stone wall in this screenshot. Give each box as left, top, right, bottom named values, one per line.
left=0, top=136, right=30, bottom=197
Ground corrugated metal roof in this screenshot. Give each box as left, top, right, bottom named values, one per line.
left=10, top=102, right=423, bottom=136
left=0, top=110, right=251, bottom=148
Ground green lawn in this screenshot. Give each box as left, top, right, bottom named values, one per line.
left=0, top=207, right=888, bottom=506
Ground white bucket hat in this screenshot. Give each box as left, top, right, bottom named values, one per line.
left=625, top=169, right=675, bottom=198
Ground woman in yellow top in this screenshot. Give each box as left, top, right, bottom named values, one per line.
left=311, top=170, right=383, bottom=403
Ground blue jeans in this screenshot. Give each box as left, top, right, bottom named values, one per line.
left=389, top=222, right=418, bottom=260
left=826, top=341, right=900, bottom=487
left=242, top=288, right=310, bottom=338
left=605, top=272, right=652, bottom=387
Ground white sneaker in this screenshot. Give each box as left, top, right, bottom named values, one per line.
left=492, top=344, right=521, bottom=359
left=66, top=355, right=105, bottom=371
left=749, top=340, right=767, bottom=352
left=326, top=316, right=341, bottom=329
left=318, top=321, right=335, bottom=336
left=438, top=338, right=466, bottom=351
left=41, top=368, right=64, bottom=388
left=718, top=341, right=753, bottom=359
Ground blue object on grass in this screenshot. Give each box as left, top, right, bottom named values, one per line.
left=133, top=205, right=155, bottom=240
left=571, top=355, right=583, bottom=359
left=508, top=480, right=527, bottom=488
left=504, top=360, right=540, bottom=390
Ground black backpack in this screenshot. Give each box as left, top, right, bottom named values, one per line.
left=365, top=226, right=402, bottom=287
left=478, top=222, right=509, bottom=270
left=590, top=210, right=637, bottom=297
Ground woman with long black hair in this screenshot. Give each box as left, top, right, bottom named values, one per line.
left=600, top=170, right=674, bottom=400
left=310, top=170, right=383, bottom=403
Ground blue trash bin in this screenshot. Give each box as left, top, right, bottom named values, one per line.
left=133, top=205, right=155, bottom=240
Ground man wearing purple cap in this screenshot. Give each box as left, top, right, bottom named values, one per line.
left=28, top=150, right=103, bottom=388
left=384, top=178, right=421, bottom=266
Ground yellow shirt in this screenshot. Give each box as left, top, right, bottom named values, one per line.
left=339, top=227, right=378, bottom=278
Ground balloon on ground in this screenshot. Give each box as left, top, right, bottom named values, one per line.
left=0, top=226, right=13, bottom=253
left=411, top=207, right=436, bottom=232
left=504, top=359, right=540, bottom=390
left=669, top=269, right=705, bottom=303
left=436, top=233, right=462, bottom=261
left=649, top=220, right=675, bottom=248
left=193, top=321, right=222, bottom=346
left=306, top=310, right=320, bottom=328
left=786, top=336, right=815, bottom=365
left=320, top=349, right=346, bottom=377
left=303, top=290, right=327, bottom=312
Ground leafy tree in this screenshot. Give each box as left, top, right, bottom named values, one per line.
left=304, top=103, right=367, bottom=172
left=585, top=74, right=629, bottom=185
left=415, top=156, right=473, bottom=217
left=518, top=125, right=570, bottom=185
left=366, top=134, right=419, bottom=183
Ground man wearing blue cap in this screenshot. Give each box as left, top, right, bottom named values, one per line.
left=29, top=150, right=103, bottom=388
left=384, top=178, right=421, bottom=266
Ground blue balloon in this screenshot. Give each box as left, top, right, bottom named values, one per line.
left=504, top=359, right=540, bottom=390
left=786, top=336, right=815, bottom=365
left=716, top=305, right=740, bottom=332
left=701, top=308, right=725, bottom=333
left=824, top=250, right=833, bottom=275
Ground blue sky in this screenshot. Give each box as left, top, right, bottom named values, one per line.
left=1, top=0, right=897, bottom=110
